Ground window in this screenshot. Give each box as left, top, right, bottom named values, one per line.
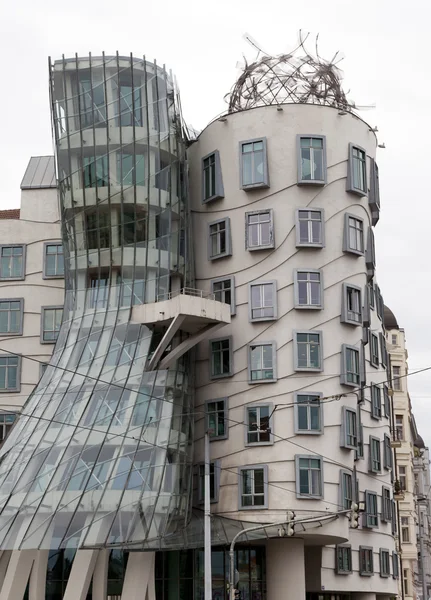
left=248, top=342, right=276, bottom=383
left=117, top=153, right=145, bottom=186
left=383, top=434, right=392, bottom=470
left=295, top=209, right=324, bottom=247
left=208, top=218, right=232, bottom=260
left=391, top=333, right=398, bottom=346
left=371, top=384, right=382, bottom=420
left=294, top=270, right=322, bottom=309
left=347, top=144, right=367, bottom=196
left=340, top=344, right=360, bottom=386
left=359, top=547, right=374, bottom=576
left=343, top=214, right=364, bottom=255
left=76, top=70, right=106, bottom=129
left=379, top=549, right=390, bottom=578
left=115, top=73, right=142, bottom=127
left=369, top=158, right=380, bottom=225
left=297, top=135, right=326, bottom=184
left=0, top=413, right=16, bottom=443
left=395, top=415, right=404, bottom=441
left=399, top=466, right=407, bottom=491
left=401, top=516, right=409, bottom=542
left=340, top=470, right=353, bottom=510
left=294, top=393, right=322, bottom=434
left=82, top=155, right=109, bottom=188
left=379, top=333, right=387, bottom=367
left=43, top=243, right=64, bottom=278
left=296, top=455, right=323, bottom=498
left=209, top=337, right=232, bottom=379
left=0, top=245, right=25, bottom=280
left=368, top=281, right=375, bottom=309
left=370, top=333, right=379, bottom=367
left=294, top=331, right=322, bottom=371
left=206, top=398, right=228, bottom=440
left=246, top=405, right=272, bottom=444
left=370, top=437, right=381, bottom=473
left=212, top=277, right=235, bottom=316
left=245, top=210, right=274, bottom=250
left=86, top=211, right=111, bottom=249
left=249, top=281, right=277, bottom=321
left=382, top=487, right=392, bottom=522
left=240, top=138, right=269, bottom=189
left=365, top=490, right=378, bottom=528
left=403, top=569, right=409, bottom=595
left=89, top=273, right=109, bottom=308
left=0, top=355, right=20, bottom=392
left=0, top=300, right=23, bottom=335
left=202, top=151, right=224, bottom=203
left=239, top=465, right=267, bottom=509
left=341, top=284, right=362, bottom=325
left=366, top=228, right=376, bottom=278
left=335, top=545, right=352, bottom=574
left=341, top=407, right=357, bottom=449
left=41, top=307, right=63, bottom=343
left=392, top=552, right=399, bottom=579
left=393, top=366, right=402, bottom=391
left=198, top=461, right=220, bottom=503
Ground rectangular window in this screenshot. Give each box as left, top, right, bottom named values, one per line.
left=86, top=211, right=111, bottom=249
left=116, top=73, right=142, bottom=127
left=368, top=281, right=375, bottom=309
left=343, top=214, right=364, bottom=255
left=83, top=155, right=109, bottom=188
left=245, top=210, right=274, bottom=250
left=347, top=144, right=367, bottom=196
left=371, top=384, right=382, bottom=420
left=294, top=270, right=322, bottom=309
left=0, top=246, right=25, bottom=280
left=239, top=465, right=267, bottom=508
left=370, top=333, right=379, bottom=367
left=208, top=218, right=231, bottom=260
left=383, top=434, right=392, bottom=470
left=365, top=490, right=378, bottom=528
left=212, top=277, right=235, bottom=316
left=399, top=465, right=407, bottom=491
left=294, top=331, right=322, bottom=371
left=295, top=209, right=324, bottom=247
left=380, top=549, right=390, bottom=578
left=246, top=405, right=272, bottom=444
left=0, top=300, right=23, bottom=335
left=89, top=273, right=109, bottom=308
left=359, top=547, right=374, bottom=576
left=296, top=455, right=323, bottom=498
left=403, top=569, right=409, bottom=595
left=340, top=344, right=360, bottom=386
left=41, top=307, right=63, bottom=343
left=44, top=243, right=64, bottom=278
left=297, top=135, right=326, bottom=184
left=249, top=281, right=277, bottom=321
left=240, top=138, right=269, bottom=189
left=0, top=355, right=20, bottom=392
left=341, top=407, right=357, bottom=449
left=206, top=398, right=228, bottom=440
left=370, top=437, right=381, bottom=473
left=198, top=461, right=219, bottom=503
left=401, top=516, right=409, bottom=542
left=382, top=487, right=392, bottom=522
left=76, top=70, right=106, bottom=129
left=366, top=228, right=376, bottom=277
left=369, top=158, right=380, bottom=225
left=340, top=471, right=353, bottom=510
left=116, top=153, right=145, bottom=186
left=395, top=415, right=404, bottom=441
left=341, top=284, right=362, bottom=325
left=210, top=337, right=232, bottom=379
left=0, top=413, right=16, bottom=442
left=336, top=545, right=352, bottom=574
left=248, top=342, right=276, bottom=383
left=295, top=393, right=322, bottom=434
left=379, top=333, right=387, bottom=367
left=391, top=333, right=398, bottom=345
left=202, top=151, right=224, bottom=202
left=392, top=552, right=399, bottom=579
left=393, top=366, right=402, bottom=391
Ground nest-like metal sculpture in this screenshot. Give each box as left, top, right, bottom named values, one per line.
left=226, top=31, right=355, bottom=114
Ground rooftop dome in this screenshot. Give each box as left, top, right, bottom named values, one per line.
left=384, top=305, right=399, bottom=330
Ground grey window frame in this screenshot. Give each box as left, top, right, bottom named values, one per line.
left=339, top=469, right=353, bottom=510
left=340, top=344, right=360, bottom=387
left=381, top=486, right=392, bottom=523
left=370, top=332, right=379, bottom=368
left=43, top=241, right=64, bottom=279
left=245, top=209, right=274, bottom=251
left=211, top=276, right=236, bottom=316
left=295, top=454, right=324, bottom=499
left=294, top=330, right=323, bottom=372
left=369, top=158, right=380, bottom=226
left=294, top=392, right=323, bottom=435
left=347, top=143, right=367, bottom=196
left=247, top=341, right=277, bottom=383
left=359, top=546, right=374, bottom=576
left=205, top=397, right=228, bottom=441
left=341, top=283, right=362, bottom=325
left=343, top=214, right=364, bottom=256
left=341, top=406, right=357, bottom=450
left=365, top=490, right=379, bottom=528
left=245, top=403, right=274, bottom=446
left=369, top=436, right=381, bottom=473
left=40, top=305, right=63, bottom=344
left=371, top=384, right=382, bottom=420
left=198, top=460, right=221, bottom=504
left=295, top=208, right=325, bottom=248
left=208, top=218, right=232, bottom=260
left=380, top=332, right=387, bottom=368
left=0, top=299, right=24, bottom=336
left=366, top=227, right=376, bottom=278
left=0, top=354, right=21, bottom=393
left=202, top=150, right=224, bottom=203
left=238, top=464, right=268, bottom=510
left=239, top=137, right=269, bottom=190
left=296, top=135, right=327, bottom=185
left=383, top=434, right=392, bottom=470
left=368, top=281, right=375, bottom=310
left=248, top=280, right=277, bottom=322
left=379, top=549, right=390, bottom=578
left=0, top=244, right=26, bottom=281
left=392, top=552, right=399, bottom=579
left=294, top=269, right=323, bottom=309
left=209, top=336, right=233, bottom=380
left=335, top=545, right=352, bottom=575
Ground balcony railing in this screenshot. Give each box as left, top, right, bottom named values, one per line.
left=157, top=288, right=216, bottom=302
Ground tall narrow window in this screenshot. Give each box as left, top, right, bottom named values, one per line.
left=246, top=405, right=272, bottom=444
left=77, top=70, right=106, bottom=128
left=371, top=385, right=382, bottom=420
left=0, top=300, right=23, bottom=335
left=89, top=273, right=110, bottom=308
left=297, top=135, right=326, bottom=184
left=383, top=434, right=392, bottom=469
left=342, top=284, right=362, bottom=325
left=116, top=72, right=142, bottom=127
left=382, top=487, right=392, bottom=522
left=44, top=243, right=64, bottom=278
left=248, top=342, right=276, bottom=382
left=401, top=516, right=410, bottom=542
left=369, top=158, right=380, bottom=225
left=343, top=215, right=364, bottom=255
left=0, top=246, right=25, bottom=280
left=341, top=407, right=357, bottom=449
left=370, top=437, right=381, bottom=473
left=83, top=155, right=109, bottom=188
left=212, top=277, right=235, bottom=315
left=336, top=546, right=352, bottom=574
left=341, top=345, right=360, bottom=386
left=0, top=356, right=20, bottom=392
left=359, top=547, right=374, bottom=576
left=347, top=144, right=367, bottom=196
left=393, top=366, right=402, bottom=391
left=296, top=209, right=324, bottom=247
left=240, top=139, right=268, bottom=189
left=249, top=281, right=277, bottom=321
left=392, top=552, right=399, bottom=579
left=341, top=471, right=353, bottom=509
left=295, top=393, right=322, bottom=434
left=296, top=455, right=323, bottom=498
left=403, top=569, right=409, bottom=595
left=41, top=307, right=63, bottom=343
left=294, top=270, right=322, bottom=309
left=210, top=337, right=232, bottom=379
left=391, top=333, right=398, bottom=345
left=395, top=415, right=404, bottom=440
left=399, top=465, right=407, bottom=491
left=86, top=211, right=111, bottom=249
left=117, top=153, right=145, bottom=186
left=0, top=413, right=16, bottom=442
left=365, top=490, right=378, bottom=528
left=202, top=151, right=224, bottom=202
left=239, top=466, right=267, bottom=508
left=294, top=331, right=322, bottom=371
left=245, top=210, right=274, bottom=250
left=379, top=549, right=390, bottom=577
left=206, top=398, right=228, bottom=440
left=208, top=218, right=231, bottom=260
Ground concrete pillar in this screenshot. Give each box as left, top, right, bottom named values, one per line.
left=63, top=550, right=98, bottom=600
left=92, top=550, right=109, bottom=600
left=29, top=550, right=49, bottom=600
left=122, top=552, right=156, bottom=600
left=0, top=550, right=36, bottom=600
left=266, top=538, right=306, bottom=600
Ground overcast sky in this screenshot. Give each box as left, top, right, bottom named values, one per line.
left=0, top=0, right=430, bottom=443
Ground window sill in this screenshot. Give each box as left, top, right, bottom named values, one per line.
left=343, top=249, right=364, bottom=257
left=347, top=186, right=367, bottom=198
left=298, top=179, right=325, bottom=186
left=248, top=378, right=277, bottom=384
left=359, top=572, right=374, bottom=578
left=247, top=245, right=275, bottom=252
left=295, top=429, right=323, bottom=435
left=297, top=494, right=323, bottom=500
left=241, top=182, right=270, bottom=191
left=295, top=304, right=323, bottom=310
left=42, top=274, right=65, bottom=280
left=0, top=277, right=25, bottom=282
left=340, top=380, right=360, bottom=388
left=209, top=253, right=232, bottom=261
left=202, top=193, right=224, bottom=204
left=379, top=573, right=390, bottom=579
left=295, top=367, right=322, bottom=373
left=239, top=504, right=268, bottom=511
left=335, top=571, right=352, bottom=576
left=0, top=388, right=20, bottom=393
left=296, top=243, right=324, bottom=249
left=249, top=316, right=277, bottom=323
left=245, top=441, right=274, bottom=447
left=209, top=435, right=228, bottom=442
left=341, top=319, right=362, bottom=326
left=0, top=332, right=23, bottom=336
left=40, top=340, right=57, bottom=345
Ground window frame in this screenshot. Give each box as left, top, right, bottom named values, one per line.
left=205, top=397, right=228, bottom=441
left=381, top=486, right=392, bottom=523
left=0, top=354, right=21, bottom=393
left=0, top=298, right=24, bottom=336
left=294, top=392, right=323, bottom=435
left=341, top=406, right=357, bottom=450
left=197, top=459, right=221, bottom=504
left=359, top=546, right=374, bottom=576
left=295, top=208, right=325, bottom=248
left=293, top=330, right=323, bottom=372
left=365, top=490, right=379, bottom=528
left=368, top=281, right=375, bottom=310
left=0, top=244, right=26, bottom=281
left=201, top=150, right=224, bottom=203
left=295, top=454, right=324, bottom=499
left=207, top=217, right=232, bottom=260
left=209, top=336, right=233, bottom=380
left=245, top=403, right=274, bottom=446
left=43, top=241, right=65, bottom=279
left=379, top=332, right=387, bottom=368
left=40, top=305, right=63, bottom=345
left=340, top=344, right=361, bottom=387
left=294, top=269, right=323, bottom=310
left=247, top=341, right=277, bottom=383
left=245, top=209, right=275, bottom=251
left=296, top=135, right=327, bottom=186
left=211, top=276, right=236, bottom=316
left=341, top=283, right=362, bottom=326
left=393, top=366, right=402, bottom=391
left=401, top=516, right=410, bottom=542
left=335, top=545, right=352, bottom=575
left=248, top=280, right=277, bottom=322
left=339, top=469, right=354, bottom=510
left=383, top=434, right=392, bottom=470
left=370, top=332, right=379, bottom=368
left=343, top=213, right=365, bottom=256
left=392, top=552, right=399, bottom=579
left=371, top=384, right=382, bottom=420
left=366, top=227, right=376, bottom=279
left=369, top=158, right=380, bottom=225
left=238, top=464, right=268, bottom=510
left=239, top=137, right=269, bottom=190
left=347, top=143, right=367, bottom=196
left=379, top=548, right=390, bottom=578
left=369, top=436, right=382, bottom=474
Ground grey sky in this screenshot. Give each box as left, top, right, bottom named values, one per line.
left=1, top=0, right=430, bottom=442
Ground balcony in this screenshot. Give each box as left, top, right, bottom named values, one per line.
left=391, top=428, right=403, bottom=448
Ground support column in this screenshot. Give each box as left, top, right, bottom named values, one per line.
left=63, top=550, right=98, bottom=600
left=122, top=552, right=156, bottom=600
left=266, top=539, right=305, bottom=600
left=0, top=550, right=36, bottom=600
left=92, top=550, right=109, bottom=600
left=29, top=550, right=49, bottom=600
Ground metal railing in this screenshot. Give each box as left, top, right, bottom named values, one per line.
left=157, top=287, right=215, bottom=302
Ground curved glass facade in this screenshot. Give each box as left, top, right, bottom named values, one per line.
left=0, top=54, right=195, bottom=550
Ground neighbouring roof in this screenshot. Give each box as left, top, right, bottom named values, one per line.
left=384, top=305, right=399, bottom=330
left=20, top=156, right=56, bottom=190
left=0, top=209, right=20, bottom=220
